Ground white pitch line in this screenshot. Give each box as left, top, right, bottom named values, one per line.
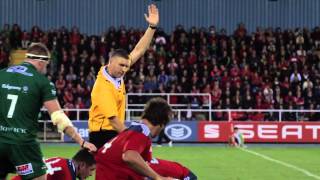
left=239, top=148, right=320, bottom=180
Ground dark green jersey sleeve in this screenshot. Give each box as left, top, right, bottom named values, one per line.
left=39, top=76, right=57, bottom=102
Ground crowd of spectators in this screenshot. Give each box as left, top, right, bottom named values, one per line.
left=1, top=23, right=320, bottom=121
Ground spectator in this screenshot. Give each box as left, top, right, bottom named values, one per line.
left=290, top=69, right=302, bottom=84
left=3, top=22, right=320, bottom=122
left=66, top=67, right=77, bottom=82
left=0, top=47, right=9, bottom=69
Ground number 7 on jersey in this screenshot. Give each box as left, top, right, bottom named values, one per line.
left=7, top=94, right=18, bottom=118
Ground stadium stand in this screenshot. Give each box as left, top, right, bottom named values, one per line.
left=1, top=23, right=320, bottom=121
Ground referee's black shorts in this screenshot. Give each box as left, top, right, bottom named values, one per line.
left=89, top=130, right=118, bottom=149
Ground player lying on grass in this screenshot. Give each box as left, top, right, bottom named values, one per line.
left=11, top=149, right=96, bottom=180
left=95, top=97, right=197, bottom=180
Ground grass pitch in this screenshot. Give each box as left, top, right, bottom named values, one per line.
left=8, top=144, right=319, bottom=180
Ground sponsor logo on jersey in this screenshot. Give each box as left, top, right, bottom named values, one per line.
left=7, top=65, right=33, bottom=76
left=51, top=89, right=56, bottom=96
left=1, top=84, right=22, bottom=91
left=0, top=125, right=27, bottom=134
left=16, top=163, right=34, bottom=175
left=150, top=158, right=159, bottom=164
left=22, top=86, right=29, bottom=93
left=165, top=124, right=192, bottom=140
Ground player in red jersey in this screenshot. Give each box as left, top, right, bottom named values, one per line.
left=11, top=149, right=95, bottom=180
left=148, top=158, right=197, bottom=180
left=95, top=97, right=173, bottom=180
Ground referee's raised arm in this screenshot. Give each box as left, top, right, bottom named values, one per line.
left=129, top=4, right=159, bottom=65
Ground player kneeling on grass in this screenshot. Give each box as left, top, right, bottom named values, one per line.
left=11, top=149, right=96, bottom=180
left=229, top=127, right=246, bottom=148
left=95, top=97, right=197, bottom=180
left=0, top=43, right=96, bottom=180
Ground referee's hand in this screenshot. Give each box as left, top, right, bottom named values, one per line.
left=144, top=4, right=159, bottom=27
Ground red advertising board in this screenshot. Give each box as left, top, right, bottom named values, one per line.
left=198, top=121, right=320, bottom=143
left=198, top=121, right=231, bottom=142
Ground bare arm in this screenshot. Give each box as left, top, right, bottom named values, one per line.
left=44, top=99, right=97, bottom=152
left=44, top=99, right=62, bottom=114
left=129, top=4, right=159, bottom=65
left=109, top=116, right=126, bottom=133
left=122, top=150, right=170, bottom=180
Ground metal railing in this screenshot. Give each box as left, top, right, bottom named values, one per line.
left=38, top=108, right=320, bottom=142
left=39, top=108, right=320, bottom=122
left=37, top=93, right=320, bottom=142
left=126, top=93, right=212, bottom=120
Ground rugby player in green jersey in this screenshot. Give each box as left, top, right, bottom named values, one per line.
left=0, top=43, right=97, bottom=180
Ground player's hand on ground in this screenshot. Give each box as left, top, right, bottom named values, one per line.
left=83, top=141, right=97, bottom=152
left=144, top=4, right=159, bottom=27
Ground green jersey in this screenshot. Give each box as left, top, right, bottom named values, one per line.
left=0, top=62, right=56, bottom=144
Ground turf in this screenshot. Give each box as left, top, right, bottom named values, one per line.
left=11, top=144, right=320, bottom=180
left=152, top=146, right=320, bottom=180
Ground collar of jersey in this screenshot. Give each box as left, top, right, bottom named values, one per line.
left=22, top=62, right=36, bottom=70
left=102, top=66, right=123, bottom=89
left=68, top=159, right=77, bottom=180
left=130, top=121, right=152, bottom=138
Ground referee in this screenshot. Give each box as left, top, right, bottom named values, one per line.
left=88, top=4, right=160, bottom=149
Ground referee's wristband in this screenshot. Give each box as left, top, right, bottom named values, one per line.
left=149, top=25, right=157, bottom=29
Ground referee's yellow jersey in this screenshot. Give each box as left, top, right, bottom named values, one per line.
left=88, top=66, right=126, bottom=132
